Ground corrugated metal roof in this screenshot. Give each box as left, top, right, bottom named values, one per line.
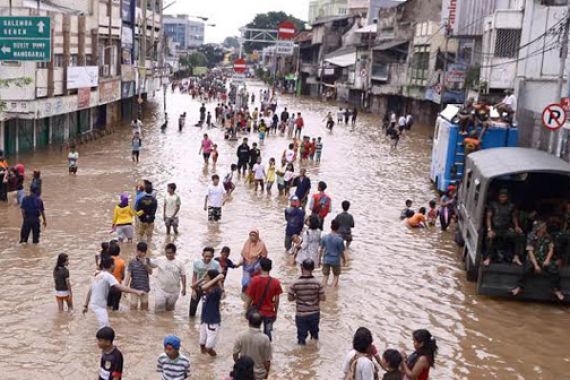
left=468, top=147, right=570, bottom=179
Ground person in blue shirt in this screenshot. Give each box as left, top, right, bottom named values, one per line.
left=196, top=269, right=225, bottom=356
left=319, top=219, right=346, bottom=287
left=284, top=196, right=305, bottom=251
left=19, top=187, right=46, bottom=244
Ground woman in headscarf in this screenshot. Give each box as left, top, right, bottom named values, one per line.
left=240, top=229, right=268, bottom=293
left=111, top=192, right=137, bottom=243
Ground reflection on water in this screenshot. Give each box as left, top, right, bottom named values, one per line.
left=0, top=81, right=569, bottom=379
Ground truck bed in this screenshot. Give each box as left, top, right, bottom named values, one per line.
left=477, top=264, right=570, bottom=303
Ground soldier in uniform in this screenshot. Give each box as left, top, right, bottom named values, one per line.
left=511, top=221, right=564, bottom=301
left=483, top=189, right=525, bottom=266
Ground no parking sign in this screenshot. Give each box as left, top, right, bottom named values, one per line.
left=541, top=103, right=567, bottom=131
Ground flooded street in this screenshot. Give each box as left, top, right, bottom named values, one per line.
left=0, top=80, right=569, bottom=379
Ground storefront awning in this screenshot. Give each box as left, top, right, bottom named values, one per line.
left=372, top=39, right=408, bottom=51
left=324, top=52, right=356, bottom=68
left=355, top=24, right=377, bottom=34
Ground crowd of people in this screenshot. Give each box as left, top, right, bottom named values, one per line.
left=1, top=78, right=441, bottom=380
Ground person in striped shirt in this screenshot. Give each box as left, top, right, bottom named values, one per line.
left=287, top=259, right=326, bottom=345
left=157, top=335, right=190, bottom=380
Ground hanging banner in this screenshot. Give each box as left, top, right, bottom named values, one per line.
left=78, top=88, right=90, bottom=108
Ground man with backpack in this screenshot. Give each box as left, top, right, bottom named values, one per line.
left=308, top=181, right=332, bottom=230
left=135, top=181, right=158, bottom=249
left=244, top=258, right=283, bottom=341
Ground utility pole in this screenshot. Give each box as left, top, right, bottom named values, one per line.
left=138, top=0, right=147, bottom=120
left=553, top=5, right=570, bottom=157
left=440, top=21, right=451, bottom=111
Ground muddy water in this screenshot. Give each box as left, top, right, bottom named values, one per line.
left=0, top=81, right=569, bottom=380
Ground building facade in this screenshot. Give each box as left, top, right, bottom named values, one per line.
left=0, top=0, right=163, bottom=155
left=309, top=0, right=349, bottom=24
left=163, top=14, right=204, bottom=50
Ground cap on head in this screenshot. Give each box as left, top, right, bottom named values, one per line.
left=290, top=195, right=300, bottom=205
left=499, top=188, right=509, bottom=196
left=164, top=335, right=181, bottom=350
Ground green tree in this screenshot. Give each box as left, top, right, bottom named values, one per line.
left=197, top=44, right=225, bottom=68
left=223, top=36, right=240, bottom=49
left=178, top=51, right=208, bottom=71
left=244, top=11, right=306, bottom=53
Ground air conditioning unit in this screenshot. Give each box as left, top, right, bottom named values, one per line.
left=103, top=65, right=110, bottom=76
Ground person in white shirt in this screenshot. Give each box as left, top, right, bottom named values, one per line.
left=150, top=243, right=186, bottom=312
left=405, top=114, right=414, bottom=130
left=283, top=143, right=296, bottom=164
left=83, top=256, right=143, bottom=328
left=398, top=115, right=407, bottom=132
left=287, top=115, right=296, bottom=138
left=68, top=145, right=79, bottom=174
left=389, top=111, right=397, bottom=129
left=204, top=174, right=227, bottom=222
left=497, top=89, right=517, bottom=115
left=342, top=327, right=379, bottom=380
left=131, top=119, right=143, bottom=136
left=163, top=183, right=181, bottom=235
left=252, top=157, right=266, bottom=192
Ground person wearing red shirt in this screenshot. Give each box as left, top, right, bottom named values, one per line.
left=309, top=181, right=332, bottom=230
left=294, top=112, right=304, bottom=138
left=245, top=257, right=283, bottom=341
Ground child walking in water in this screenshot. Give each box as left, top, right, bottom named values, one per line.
left=252, top=157, right=266, bottom=192
left=54, top=253, right=73, bottom=311
left=211, top=144, right=219, bottom=166
left=315, top=137, right=323, bottom=163
left=132, top=132, right=142, bottom=163
left=266, top=158, right=276, bottom=193
left=68, top=145, right=79, bottom=174
left=427, top=200, right=439, bottom=227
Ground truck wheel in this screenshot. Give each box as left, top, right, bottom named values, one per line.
left=464, top=247, right=477, bottom=282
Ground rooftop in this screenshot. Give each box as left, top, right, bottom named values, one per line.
left=468, top=148, right=570, bottom=179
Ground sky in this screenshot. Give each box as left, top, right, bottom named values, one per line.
left=165, top=0, right=310, bottom=43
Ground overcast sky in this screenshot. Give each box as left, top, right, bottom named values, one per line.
left=166, top=0, right=310, bottom=43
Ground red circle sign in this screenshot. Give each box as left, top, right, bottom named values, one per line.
left=541, top=103, right=567, bottom=131
left=233, top=58, right=247, bottom=74
left=278, top=21, right=296, bottom=40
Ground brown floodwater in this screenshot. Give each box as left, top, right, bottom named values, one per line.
left=0, top=81, right=569, bottom=380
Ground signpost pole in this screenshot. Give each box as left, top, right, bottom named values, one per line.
left=552, top=8, right=570, bottom=156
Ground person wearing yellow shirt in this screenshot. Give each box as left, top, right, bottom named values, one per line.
left=112, top=193, right=138, bottom=242
left=266, top=158, right=276, bottom=194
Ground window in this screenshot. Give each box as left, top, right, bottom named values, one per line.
left=371, top=63, right=389, bottom=81
left=494, top=29, right=521, bottom=58
left=473, top=179, right=481, bottom=207
left=85, top=54, right=93, bottom=65
left=70, top=54, right=78, bottom=66
left=411, top=46, right=429, bottom=83
left=54, top=54, right=64, bottom=67
left=37, top=61, right=48, bottom=69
